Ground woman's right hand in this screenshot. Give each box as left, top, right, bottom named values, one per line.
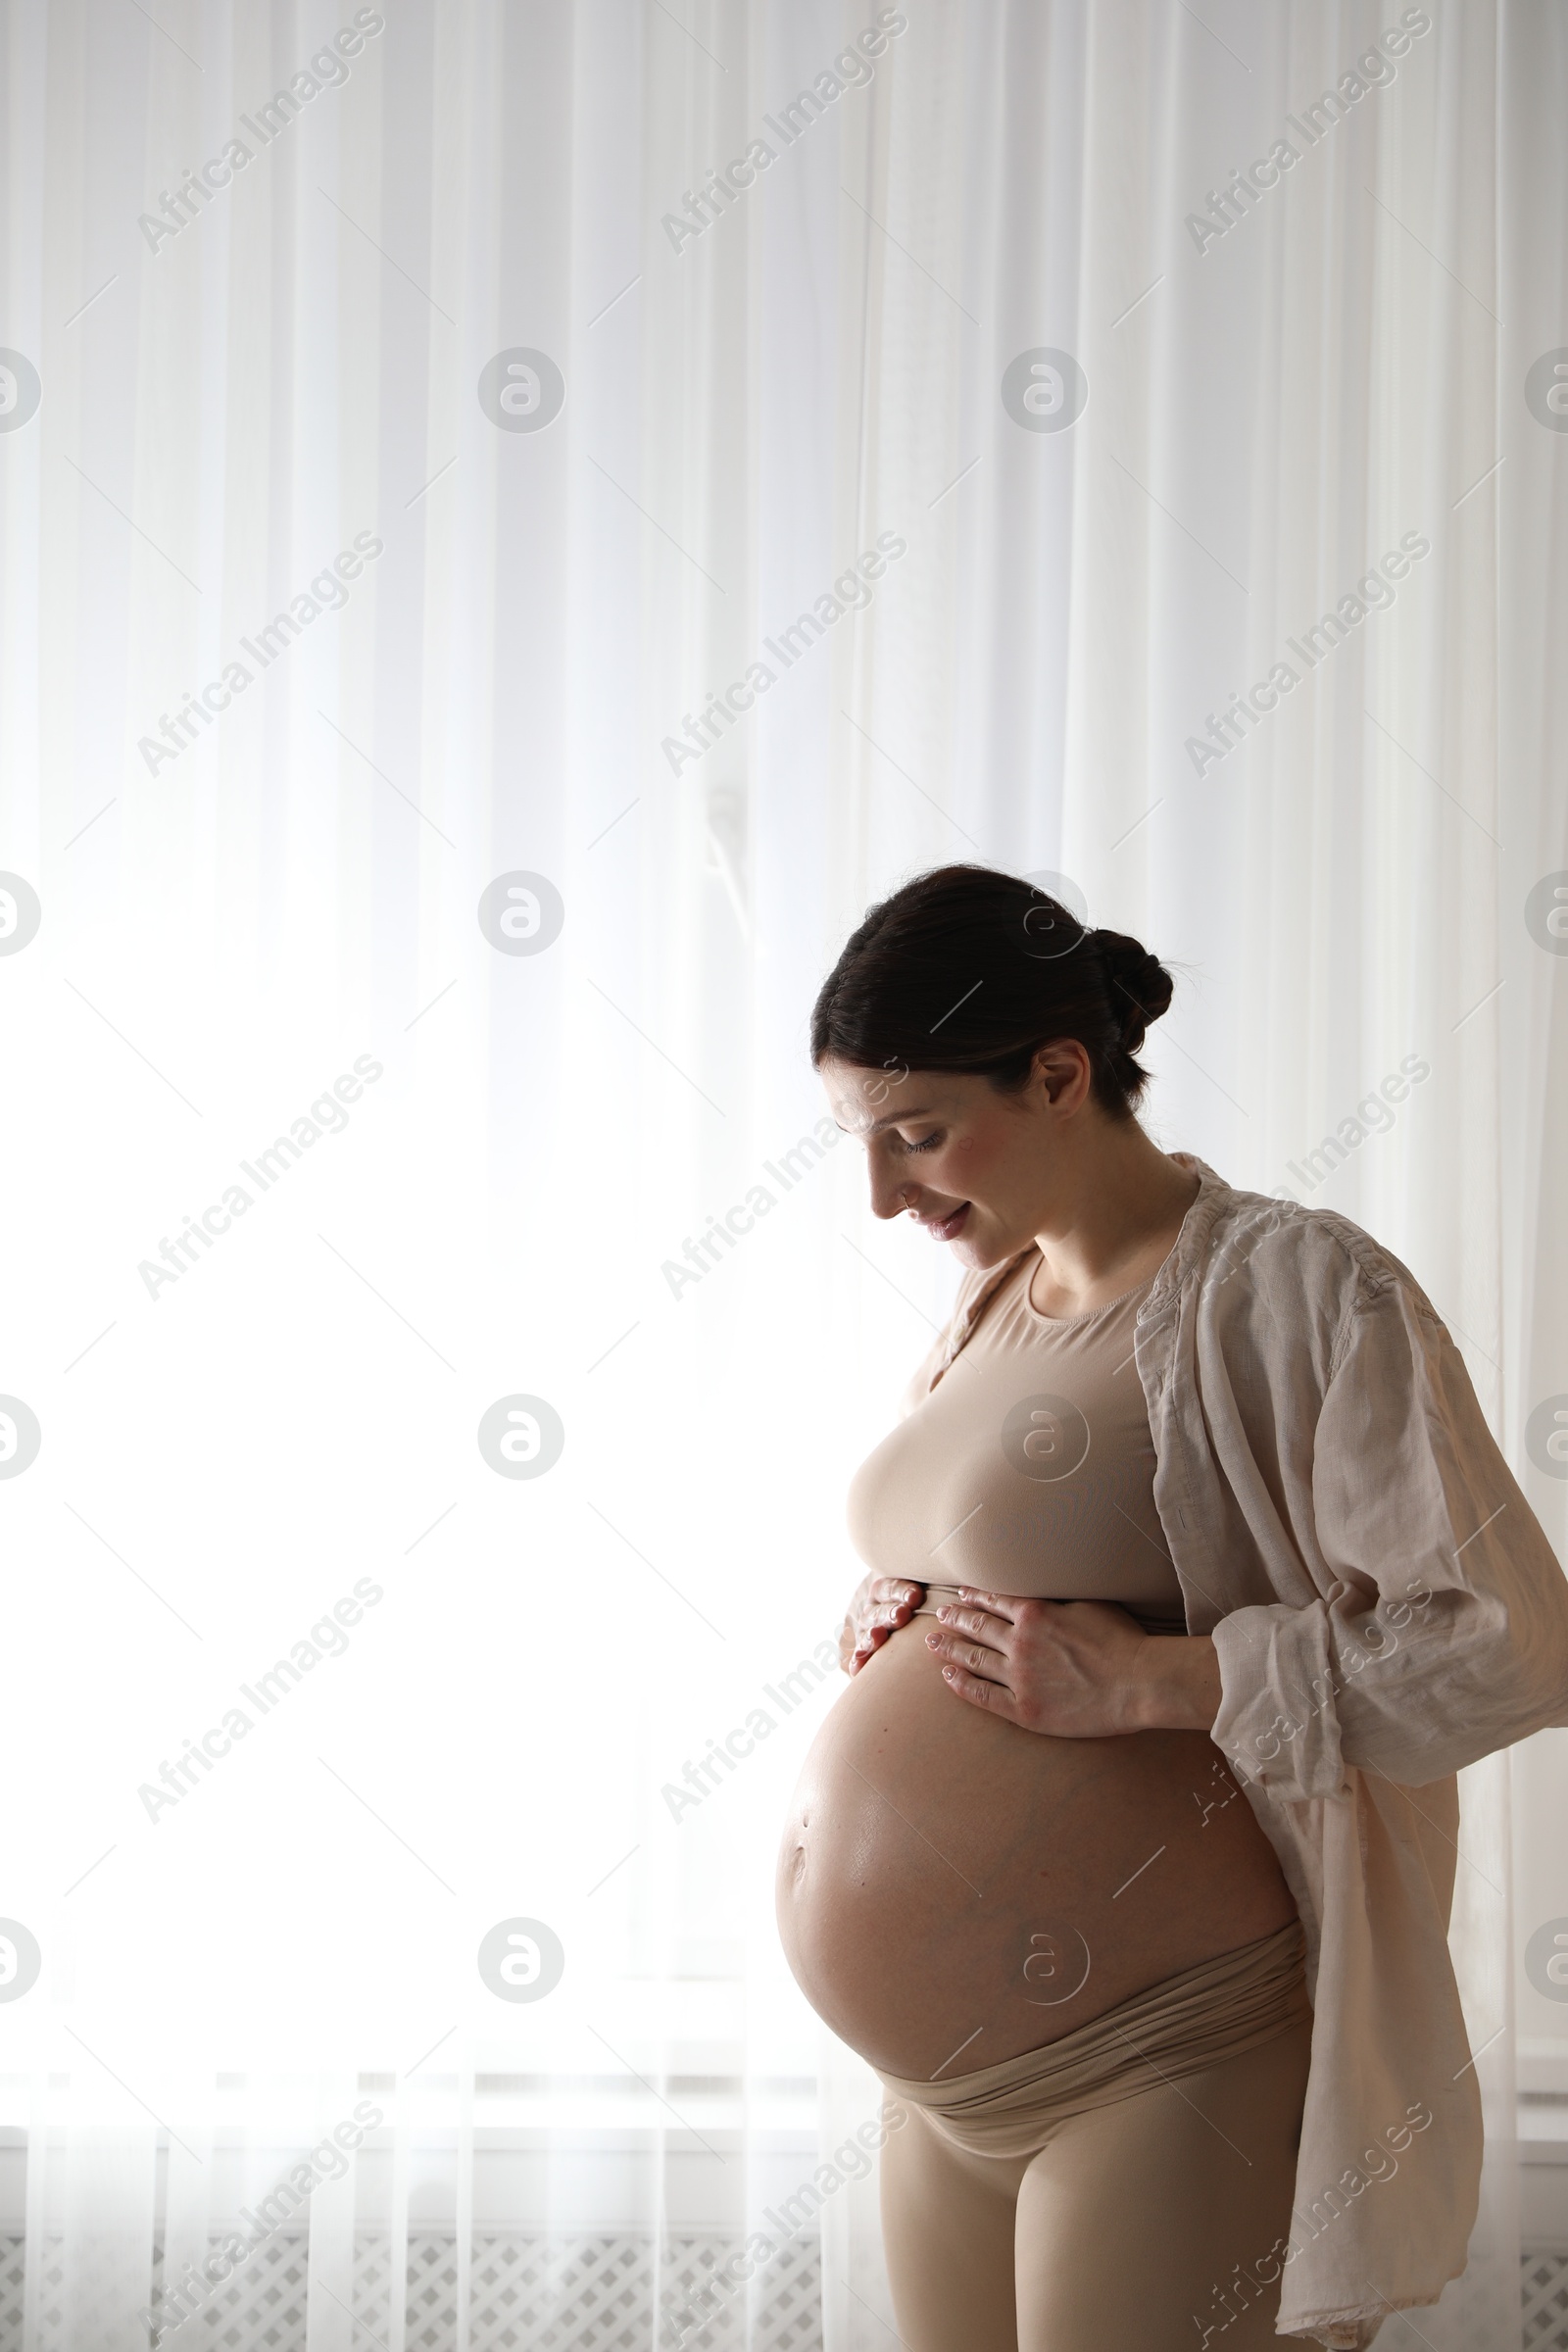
left=839, top=1574, right=926, bottom=1675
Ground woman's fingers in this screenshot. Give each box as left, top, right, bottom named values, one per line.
left=844, top=1578, right=925, bottom=1676
left=955, top=1585, right=1019, bottom=1621
left=926, top=1627, right=1007, bottom=1682
left=852, top=1618, right=900, bottom=1667
left=935, top=1601, right=1008, bottom=1642
left=863, top=1581, right=922, bottom=1633
left=939, top=1660, right=1017, bottom=1718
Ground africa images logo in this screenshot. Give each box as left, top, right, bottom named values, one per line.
left=0, top=350, right=42, bottom=433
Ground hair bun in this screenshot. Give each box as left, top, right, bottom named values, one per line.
left=1094, top=929, right=1173, bottom=1055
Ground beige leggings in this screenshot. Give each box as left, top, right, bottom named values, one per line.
left=877, top=1922, right=1312, bottom=2352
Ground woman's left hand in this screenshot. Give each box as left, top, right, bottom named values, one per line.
left=924, top=1588, right=1222, bottom=1738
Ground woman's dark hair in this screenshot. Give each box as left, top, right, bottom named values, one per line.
left=809, top=864, right=1174, bottom=1119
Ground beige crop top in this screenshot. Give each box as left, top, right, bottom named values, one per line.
left=846, top=1251, right=1189, bottom=1635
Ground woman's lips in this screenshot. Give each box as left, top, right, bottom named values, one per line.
left=924, top=1204, right=969, bottom=1241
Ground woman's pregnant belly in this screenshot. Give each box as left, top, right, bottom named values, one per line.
left=776, top=1617, right=1298, bottom=2081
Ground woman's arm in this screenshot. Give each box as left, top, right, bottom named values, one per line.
left=934, top=1267, right=1568, bottom=1777
left=925, top=1592, right=1222, bottom=1737
left=1208, top=1275, right=1568, bottom=1795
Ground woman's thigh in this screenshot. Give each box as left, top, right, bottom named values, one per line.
left=879, top=2104, right=1029, bottom=2352
left=1013, top=2018, right=1312, bottom=2352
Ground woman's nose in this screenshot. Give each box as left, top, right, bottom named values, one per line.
left=868, top=1170, right=914, bottom=1222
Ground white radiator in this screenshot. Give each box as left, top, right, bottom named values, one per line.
left=3, top=2235, right=1568, bottom=2350
left=2, top=2229, right=825, bottom=2350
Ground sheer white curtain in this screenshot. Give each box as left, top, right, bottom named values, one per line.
left=3, top=1, right=1564, bottom=2347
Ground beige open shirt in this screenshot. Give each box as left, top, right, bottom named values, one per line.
left=909, top=1152, right=1568, bottom=2349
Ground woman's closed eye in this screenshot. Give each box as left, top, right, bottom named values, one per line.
left=900, top=1131, right=942, bottom=1152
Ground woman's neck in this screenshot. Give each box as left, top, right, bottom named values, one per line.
left=1027, top=1138, right=1200, bottom=1319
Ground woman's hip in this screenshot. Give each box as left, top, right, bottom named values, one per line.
left=875, top=1937, right=1313, bottom=2352
left=876, top=1916, right=1311, bottom=2161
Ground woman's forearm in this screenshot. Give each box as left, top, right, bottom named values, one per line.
left=1133, top=1632, right=1223, bottom=1734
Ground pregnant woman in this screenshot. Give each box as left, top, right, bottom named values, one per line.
left=775, top=864, right=1568, bottom=2352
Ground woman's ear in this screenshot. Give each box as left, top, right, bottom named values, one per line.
left=1031, top=1038, right=1092, bottom=1109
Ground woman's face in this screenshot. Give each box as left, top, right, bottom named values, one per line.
left=819, top=1047, right=1094, bottom=1270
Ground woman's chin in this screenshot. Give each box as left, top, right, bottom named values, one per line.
left=948, top=1219, right=1018, bottom=1271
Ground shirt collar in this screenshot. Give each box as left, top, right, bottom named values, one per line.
left=1146, top=1152, right=1234, bottom=1315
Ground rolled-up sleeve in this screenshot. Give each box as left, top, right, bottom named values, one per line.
left=1209, top=1273, right=1568, bottom=1798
